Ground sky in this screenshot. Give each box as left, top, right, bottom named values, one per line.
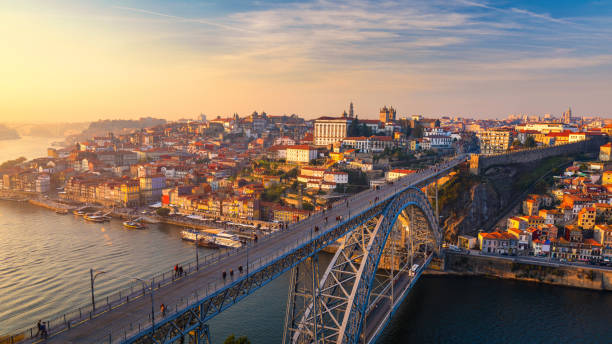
left=1, top=0, right=612, bottom=122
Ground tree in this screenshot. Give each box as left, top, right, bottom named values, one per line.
left=360, top=123, right=372, bottom=137
left=525, top=136, right=536, bottom=148
left=224, top=335, right=251, bottom=344
left=156, top=207, right=170, bottom=216
left=412, top=123, right=423, bottom=138
left=303, top=202, right=314, bottom=211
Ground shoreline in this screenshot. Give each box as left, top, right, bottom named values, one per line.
left=441, top=251, right=612, bottom=291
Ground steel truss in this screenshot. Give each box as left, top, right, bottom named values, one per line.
left=284, top=187, right=440, bottom=344
left=125, top=202, right=388, bottom=344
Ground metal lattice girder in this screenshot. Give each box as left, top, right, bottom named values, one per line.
left=287, top=187, right=441, bottom=344
left=126, top=202, right=389, bottom=344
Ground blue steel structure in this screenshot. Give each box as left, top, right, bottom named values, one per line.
left=126, top=185, right=441, bottom=344
left=283, top=187, right=439, bottom=344
left=16, top=156, right=463, bottom=344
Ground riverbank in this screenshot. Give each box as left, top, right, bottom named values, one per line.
left=440, top=251, right=612, bottom=291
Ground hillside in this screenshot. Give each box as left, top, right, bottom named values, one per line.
left=66, top=117, right=167, bottom=143
left=0, top=124, right=20, bottom=140
left=439, top=155, right=583, bottom=243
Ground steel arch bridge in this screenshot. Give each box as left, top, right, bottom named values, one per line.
left=283, top=187, right=440, bottom=344
left=128, top=188, right=439, bottom=344
left=25, top=156, right=465, bottom=344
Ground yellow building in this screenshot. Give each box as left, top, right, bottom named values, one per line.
left=603, top=171, right=612, bottom=185
left=119, top=180, right=140, bottom=207
left=518, top=215, right=544, bottom=228
left=507, top=217, right=527, bottom=230
left=272, top=205, right=310, bottom=223
left=600, top=143, right=612, bottom=161
left=577, top=207, right=596, bottom=229
left=477, top=129, right=514, bottom=153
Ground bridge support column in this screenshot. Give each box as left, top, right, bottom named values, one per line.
left=283, top=256, right=322, bottom=344
left=194, top=324, right=211, bottom=344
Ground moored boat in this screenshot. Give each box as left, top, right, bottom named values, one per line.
left=123, top=220, right=146, bottom=229
left=55, top=209, right=68, bottom=215
left=84, top=214, right=106, bottom=223
left=214, top=232, right=242, bottom=249
left=181, top=229, right=221, bottom=248
left=197, top=237, right=220, bottom=248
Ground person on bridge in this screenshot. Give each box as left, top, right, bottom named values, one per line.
left=40, top=322, right=48, bottom=339
left=35, top=320, right=43, bottom=337
left=160, top=303, right=166, bottom=317
left=174, top=264, right=178, bottom=277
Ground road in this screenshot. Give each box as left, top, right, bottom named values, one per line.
left=30, top=155, right=467, bottom=343
left=455, top=249, right=612, bottom=272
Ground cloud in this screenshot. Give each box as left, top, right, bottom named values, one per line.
left=510, top=7, right=569, bottom=24
left=113, top=5, right=256, bottom=33
left=485, top=55, right=612, bottom=70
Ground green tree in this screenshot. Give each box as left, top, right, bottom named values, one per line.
left=360, top=123, right=372, bottom=137
left=303, top=202, right=314, bottom=211
left=261, top=183, right=285, bottom=202
left=525, top=136, right=536, bottom=148
left=224, top=335, right=251, bottom=344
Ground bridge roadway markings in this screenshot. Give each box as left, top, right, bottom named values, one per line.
left=41, top=157, right=466, bottom=343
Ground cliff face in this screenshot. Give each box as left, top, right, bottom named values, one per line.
left=441, top=165, right=521, bottom=242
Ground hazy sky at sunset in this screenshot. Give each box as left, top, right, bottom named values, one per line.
left=1, top=0, right=612, bottom=122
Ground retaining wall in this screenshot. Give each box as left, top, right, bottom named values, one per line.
left=469, top=136, right=606, bottom=174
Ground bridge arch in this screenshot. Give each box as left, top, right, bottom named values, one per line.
left=284, top=187, right=440, bottom=344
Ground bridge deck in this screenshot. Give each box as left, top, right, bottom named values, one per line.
left=36, top=156, right=465, bottom=343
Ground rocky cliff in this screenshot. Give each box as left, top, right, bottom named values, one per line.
left=440, top=159, right=558, bottom=242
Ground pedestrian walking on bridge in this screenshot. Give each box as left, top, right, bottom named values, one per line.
left=35, top=320, right=42, bottom=337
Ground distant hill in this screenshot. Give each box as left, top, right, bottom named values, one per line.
left=0, top=124, right=20, bottom=140
left=67, top=117, right=167, bottom=143
left=10, top=122, right=89, bottom=138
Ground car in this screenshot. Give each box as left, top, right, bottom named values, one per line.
left=409, top=264, right=419, bottom=277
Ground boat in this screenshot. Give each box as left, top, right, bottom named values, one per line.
left=214, top=232, right=242, bottom=249
left=123, top=220, right=146, bottom=229
left=180, top=229, right=205, bottom=242
left=91, top=211, right=112, bottom=221
left=55, top=209, right=68, bottom=215
left=84, top=214, right=106, bottom=223
left=197, top=237, right=220, bottom=249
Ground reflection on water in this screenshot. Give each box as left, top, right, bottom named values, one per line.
left=0, top=136, right=63, bottom=163
left=0, top=200, right=210, bottom=335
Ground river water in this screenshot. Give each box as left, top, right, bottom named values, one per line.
left=0, top=136, right=63, bottom=163
left=1, top=138, right=611, bottom=342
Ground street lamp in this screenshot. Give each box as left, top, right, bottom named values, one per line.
left=89, top=270, right=156, bottom=330
left=90, top=268, right=106, bottom=312
left=133, top=278, right=156, bottom=331
left=195, top=231, right=199, bottom=270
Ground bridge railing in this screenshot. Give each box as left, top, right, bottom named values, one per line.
left=86, top=158, right=465, bottom=343
left=88, top=228, right=330, bottom=343
left=10, top=156, right=466, bottom=343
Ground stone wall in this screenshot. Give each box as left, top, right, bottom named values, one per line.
left=469, top=136, right=607, bottom=174
left=444, top=252, right=612, bottom=291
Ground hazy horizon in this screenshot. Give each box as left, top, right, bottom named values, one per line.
left=2, top=0, right=612, bottom=122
